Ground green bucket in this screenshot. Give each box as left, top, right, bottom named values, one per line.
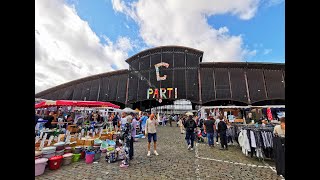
left=72, top=153, right=81, bottom=162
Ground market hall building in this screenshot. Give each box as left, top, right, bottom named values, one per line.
left=35, top=46, right=285, bottom=111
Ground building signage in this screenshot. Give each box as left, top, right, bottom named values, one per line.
left=155, top=62, right=169, bottom=81
left=147, top=88, right=178, bottom=99
left=147, top=62, right=177, bottom=100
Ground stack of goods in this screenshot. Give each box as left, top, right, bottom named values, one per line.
left=93, top=139, right=102, bottom=151
left=72, top=153, right=81, bottom=162
left=64, top=147, right=72, bottom=154
left=85, top=150, right=95, bottom=164
left=35, top=158, right=48, bottom=176
left=42, top=146, right=56, bottom=159
left=35, top=151, right=42, bottom=159
left=54, top=142, right=65, bottom=156
left=62, top=153, right=73, bottom=165
left=73, top=146, right=82, bottom=154
left=105, top=145, right=116, bottom=163
left=100, top=141, right=108, bottom=153
left=94, top=149, right=102, bottom=161
left=48, top=155, right=63, bottom=170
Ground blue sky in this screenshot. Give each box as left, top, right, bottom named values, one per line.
left=68, top=0, right=284, bottom=63
left=35, top=0, right=284, bottom=93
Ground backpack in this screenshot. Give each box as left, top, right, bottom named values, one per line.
left=186, top=120, right=195, bottom=132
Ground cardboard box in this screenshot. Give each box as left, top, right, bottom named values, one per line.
left=76, top=139, right=85, bottom=146
left=70, top=137, right=77, bottom=142
left=67, top=125, right=78, bottom=133
left=84, top=139, right=94, bottom=146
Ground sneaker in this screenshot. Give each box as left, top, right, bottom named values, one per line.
left=147, top=151, right=151, bottom=156
left=187, top=145, right=191, bottom=150
left=154, top=151, right=159, bottom=156
left=120, top=164, right=129, bottom=168
left=190, top=148, right=194, bottom=151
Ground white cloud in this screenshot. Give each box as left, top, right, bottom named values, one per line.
left=35, top=0, right=132, bottom=93
left=263, top=49, right=272, bottom=55
left=112, top=0, right=259, bottom=62
left=265, top=0, right=284, bottom=7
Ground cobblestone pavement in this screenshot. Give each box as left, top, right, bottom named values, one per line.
left=36, top=123, right=283, bottom=180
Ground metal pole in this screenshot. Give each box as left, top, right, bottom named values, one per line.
left=97, top=79, right=101, bottom=101
left=244, top=70, right=251, bottom=104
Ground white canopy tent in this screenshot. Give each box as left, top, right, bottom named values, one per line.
left=115, top=107, right=139, bottom=113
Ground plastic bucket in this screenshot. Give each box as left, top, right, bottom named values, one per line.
left=80, top=151, right=85, bottom=159
left=35, top=158, right=48, bottom=176
left=100, top=148, right=107, bottom=153
left=93, top=146, right=100, bottom=151
left=55, top=150, right=65, bottom=156
left=72, top=154, right=81, bottom=162
left=62, top=153, right=73, bottom=166
left=73, top=148, right=82, bottom=154
left=85, top=151, right=95, bottom=164
left=42, top=153, right=55, bottom=159
left=64, top=147, right=72, bottom=154
left=94, top=151, right=101, bottom=161
left=48, top=156, right=63, bottom=170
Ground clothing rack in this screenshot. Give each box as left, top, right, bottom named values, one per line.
left=237, top=126, right=275, bottom=162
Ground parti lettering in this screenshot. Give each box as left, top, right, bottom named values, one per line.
left=147, top=88, right=178, bottom=99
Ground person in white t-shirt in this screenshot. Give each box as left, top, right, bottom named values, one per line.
left=274, top=117, right=285, bottom=137
left=145, top=113, right=159, bottom=156
left=121, top=112, right=128, bottom=128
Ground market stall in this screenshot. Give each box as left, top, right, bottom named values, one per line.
left=199, top=106, right=249, bottom=123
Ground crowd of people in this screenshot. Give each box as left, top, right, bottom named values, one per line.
left=35, top=108, right=285, bottom=169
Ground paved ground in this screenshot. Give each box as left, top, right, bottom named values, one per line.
left=36, top=123, right=283, bottom=180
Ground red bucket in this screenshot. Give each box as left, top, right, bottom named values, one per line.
left=80, top=151, right=85, bottom=159
left=48, top=155, right=63, bottom=170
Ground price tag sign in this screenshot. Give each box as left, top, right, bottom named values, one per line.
left=47, top=135, right=54, bottom=146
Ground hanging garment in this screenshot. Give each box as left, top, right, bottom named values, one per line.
left=261, top=131, right=267, bottom=148
left=267, top=108, right=273, bottom=120
left=238, top=130, right=245, bottom=148
left=250, top=130, right=257, bottom=148
left=243, top=130, right=251, bottom=156
left=268, top=132, right=274, bottom=148
left=273, top=137, right=285, bottom=177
